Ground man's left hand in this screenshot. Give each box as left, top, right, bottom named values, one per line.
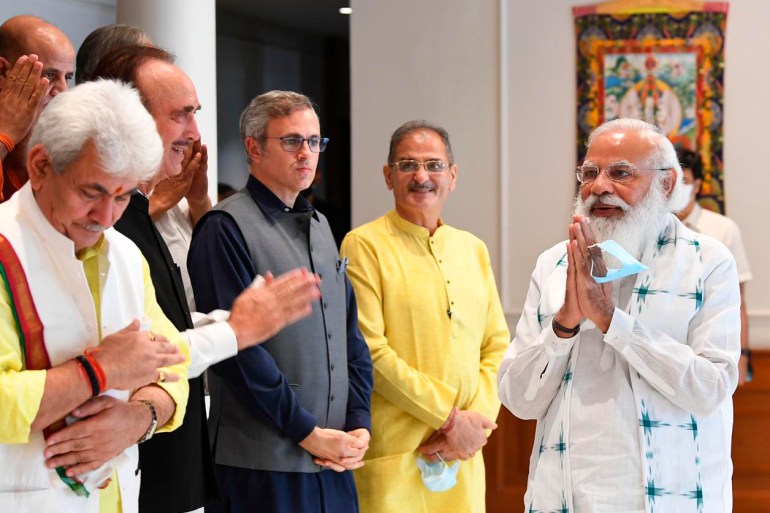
left=148, top=141, right=200, bottom=221
left=43, top=396, right=148, bottom=477
left=300, top=426, right=368, bottom=472
left=418, top=425, right=446, bottom=455
left=417, top=432, right=462, bottom=462
left=313, top=428, right=371, bottom=472
left=185, top=140, right=212, bottom=225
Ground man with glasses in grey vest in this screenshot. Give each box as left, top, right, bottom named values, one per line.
left=188, top=90, right=373, bottom=513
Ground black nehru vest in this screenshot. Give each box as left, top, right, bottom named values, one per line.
left=114, top=193, right=218, bottom=513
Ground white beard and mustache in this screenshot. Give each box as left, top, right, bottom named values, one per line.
left=574, top=175, right=670, bottom=261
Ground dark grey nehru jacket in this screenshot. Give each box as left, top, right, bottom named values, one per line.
left=205, top=187, right=350, bottom=473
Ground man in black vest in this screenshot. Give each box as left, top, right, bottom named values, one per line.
left=87, top=48, right=322, bottom=513
left=188, top=91, right=373, bottom=513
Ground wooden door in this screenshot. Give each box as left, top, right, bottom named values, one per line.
left=484, top=409, right=535, bottom=513
left=732, top=350, right=770, bottom=512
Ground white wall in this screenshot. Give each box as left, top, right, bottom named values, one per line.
left=722, top=0, right=770, bottom=347
left=351, top=0, right=770, bottom=348
left=116, top=0, right=219, bottom=201
left=350, top=0, right=501, bottom=268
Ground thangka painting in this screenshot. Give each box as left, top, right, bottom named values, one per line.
left=574, top=1, right=729, bottom=213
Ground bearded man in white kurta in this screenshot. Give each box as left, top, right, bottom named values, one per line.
left=498, top=119, right=740, bottom=513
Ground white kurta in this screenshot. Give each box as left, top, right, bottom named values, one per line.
left=498, top=214, right=740, bottom=513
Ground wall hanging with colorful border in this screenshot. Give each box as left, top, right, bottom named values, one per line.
left=574, top=0, right=729, bottom=213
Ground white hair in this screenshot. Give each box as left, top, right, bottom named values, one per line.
left=587, top=118, right=689, bottom=213
left=28, top=79, right=162, bottom=182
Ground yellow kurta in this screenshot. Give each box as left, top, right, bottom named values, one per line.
left=341, top=210, right=509, bottom=513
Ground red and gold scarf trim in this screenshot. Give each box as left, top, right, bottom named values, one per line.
left=0, top=235, right=83, bottom=494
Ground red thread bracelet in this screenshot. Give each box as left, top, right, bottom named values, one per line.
left=84, top=348, right=107, bottom=392
left=0, top=132, right=15, bottom=153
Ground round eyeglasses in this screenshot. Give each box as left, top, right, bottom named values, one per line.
left=576, top=164, right=669, bottom=184
left=389, top=159, right=449, bottom=173
left=264, top=135, right=329, bottom=153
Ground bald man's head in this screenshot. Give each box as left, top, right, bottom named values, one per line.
left=0, top=15, right=75, bottom=110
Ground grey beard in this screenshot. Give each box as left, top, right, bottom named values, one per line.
left=574, top=177, right=669, bottom=261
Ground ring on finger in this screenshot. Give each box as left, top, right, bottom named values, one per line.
left=158, top=370, right=166, bottom=383
left=147, top=331, right=156, bottom=342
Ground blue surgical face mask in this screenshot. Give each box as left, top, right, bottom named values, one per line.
left=589, top=239, right=648, bottom=283
left=417, top=453, right=460, bottom=492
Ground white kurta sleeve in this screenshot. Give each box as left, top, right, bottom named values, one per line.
left=184, top=309, right=237, bottom=378
left=603, top=248, right=740, bottom=417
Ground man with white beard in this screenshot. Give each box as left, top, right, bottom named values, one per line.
left=498, top=118, right=740, bottom=513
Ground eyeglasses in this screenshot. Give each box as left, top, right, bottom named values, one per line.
left=264, top=135, right=329, bottom=153
left=389, top=159, right=450, bottom=173
left=576, top=164, right=669, bottom=184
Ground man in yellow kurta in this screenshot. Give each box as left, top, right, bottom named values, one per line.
left=0, top=79, right=189, bottom=513
left=340, top=121, right=509, bottom=513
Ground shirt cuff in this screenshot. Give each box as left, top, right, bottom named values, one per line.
left=284, top=408, right=318, bottom=444
left=546, top=322, right=578, bottom=356
left=344, top=412, right=372, bottom=434
left=184, top=320, right=238, bottom=379
left=603, top=308, right=635, bottom=353
left=191, top=309, right=230, bottom=326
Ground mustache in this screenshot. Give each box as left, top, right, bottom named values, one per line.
left=408, top=181, right=436, bottom=192
left=584, top=193, right=630, bottom=212
left=172, top=140, right=193, bottom=152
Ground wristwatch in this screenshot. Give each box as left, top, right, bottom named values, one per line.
left=741, top=348, right=754, bottom=383
left=136, top=399, right=158, bottom=443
